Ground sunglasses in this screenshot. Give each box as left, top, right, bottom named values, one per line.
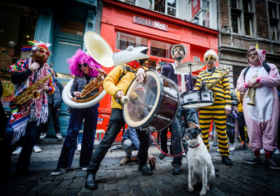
left=204, top=56, right=216, bottom=61
left=78, top=63, right=88, bottom=69
left=38, top=48, right=50, bottom=56
left=248, top=53, right=258, bottom=57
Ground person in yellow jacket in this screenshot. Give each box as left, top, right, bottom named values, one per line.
left=195, top=49, right=233, bottom=165
left=85, top=46, right=151, bottom=190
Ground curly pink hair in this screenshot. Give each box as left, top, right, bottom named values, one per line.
left=67, top=49, right=101, bottom=77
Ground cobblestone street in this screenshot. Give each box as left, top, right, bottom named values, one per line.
left=1, top=142, right=280, bottom=196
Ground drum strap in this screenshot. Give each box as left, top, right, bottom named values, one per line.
left=116, top=65, right=137, bottom=106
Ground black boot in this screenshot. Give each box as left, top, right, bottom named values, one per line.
left=138, top=165, right=153, bottom=175
left=214, top=166, right=219, bottom=172
left=85, top=171, right=97, bottom=190
left=172, top=164, right=181, bottom=175
left=222, top=156, right=233, bottom=165
left=159, top=152, right=166, bottom=160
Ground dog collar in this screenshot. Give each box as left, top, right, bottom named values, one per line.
left=189, top=142, right=201, bottom=148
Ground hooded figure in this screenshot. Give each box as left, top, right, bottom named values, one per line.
left=237, top=46, right=280, bottom=170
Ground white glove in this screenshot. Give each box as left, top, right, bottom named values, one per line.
left=116, top=90, right=124, bottom=100
left=29, top=62, right=40, bottom=71
left=136, top=68, right=146, bottom=83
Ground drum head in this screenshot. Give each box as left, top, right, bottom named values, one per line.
left=182, top=102, right=213, bottom=108
left=123, top=71, right=162, bottom=128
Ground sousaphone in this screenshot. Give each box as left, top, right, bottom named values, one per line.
left=62, top=31, right=114, bottom=108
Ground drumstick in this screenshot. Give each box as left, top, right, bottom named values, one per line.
left=179, top=80, right=189, bottom=91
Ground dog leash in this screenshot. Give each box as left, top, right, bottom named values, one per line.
left=149, top=132, right=186, bottom=157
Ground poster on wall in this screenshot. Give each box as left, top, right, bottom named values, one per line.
left=0, top=47, right=14, bottom=69
left=1, top=80, right=15, bottom=110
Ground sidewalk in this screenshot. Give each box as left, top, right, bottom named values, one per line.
left=1, top=141, right=280, bottom=196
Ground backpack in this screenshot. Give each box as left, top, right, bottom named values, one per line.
left=244, top=61, right=271, bottom=80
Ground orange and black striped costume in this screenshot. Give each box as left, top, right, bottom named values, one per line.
left=195, top=68, right=231, bottom=156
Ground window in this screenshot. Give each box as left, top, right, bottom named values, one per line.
left=154, top=0, right=177, bottom=17
left=60, top=20, right=84, bottom=36
left=231, top=14, right=239, bottom=33
left=244, top=16, right=251, bottom=35
left=119, top=0, right=136, bottom=5
left=243, top=0, right=251, bottom=12
left=167, top=0, right=176, bottom=16
left=270, top=21, right=278, bottom=41
left=269, top=2, right=277, bottom=18
left=116, top=32, right=148, bottom=50
left=150, top=40, right=174, bottom=58
left=192, top=0, right=211, bottom=28
left=230, top=0, right=239, bottom=9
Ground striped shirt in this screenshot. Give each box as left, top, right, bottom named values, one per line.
left=195, top=68, right=231, bottom=107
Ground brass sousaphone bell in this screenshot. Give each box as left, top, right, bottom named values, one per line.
left=62, top=31, right=114, bottom=109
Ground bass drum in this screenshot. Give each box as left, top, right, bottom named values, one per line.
left=123, top=70, right=179, bottom=132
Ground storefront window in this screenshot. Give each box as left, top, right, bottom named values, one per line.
left=0, top=2, right=38, bottom=79
left=116, top=32, right=148, bottom=50
left=150, top=40, right=174, bottom=59
left=60, top=20, right=84, bottom=36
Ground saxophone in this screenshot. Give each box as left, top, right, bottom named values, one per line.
left=13, top=72, right=54, bottom=105
left=206, top=66, right=230, bottom=90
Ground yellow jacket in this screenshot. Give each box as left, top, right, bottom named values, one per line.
left=103, top=65, right=147, bottom=109
left=237, top=92, right=243, bottom=113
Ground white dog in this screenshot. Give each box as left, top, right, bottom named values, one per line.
left=184, top=127, right=215, bottom=196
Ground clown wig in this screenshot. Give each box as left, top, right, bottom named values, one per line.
left=204, top=49, right=218, bottom=61
left=67, top=49, right=101, bottom=77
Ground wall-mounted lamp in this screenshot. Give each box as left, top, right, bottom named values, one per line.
left=223, top=25, right=231, bottom=33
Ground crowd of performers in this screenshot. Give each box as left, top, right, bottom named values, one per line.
left=1, top=39, right=280, bottom=191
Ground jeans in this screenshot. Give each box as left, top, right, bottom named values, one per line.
left=88, top=109, right=150, bottom=172
left=0, top=115, right=40, bottom=173
left=57, top=106, right=98, bottom=168
left=238, top=112, right=249, bottom=142
left=78, top=123, right=84, bottom=144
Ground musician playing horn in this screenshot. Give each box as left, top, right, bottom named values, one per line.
left=160, top=44, right=199, bottom=175
left=237, top=46, right=280, bottom=170
left=85, top=46, right=151, bottom=190
left=0, top=41, right=55, bottom=176
left=195, top=49, right=233, bottom=166
left=51, top=49, right=106, bottom=176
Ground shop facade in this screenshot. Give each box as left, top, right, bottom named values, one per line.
left=0, top=0, right=99, bottom=136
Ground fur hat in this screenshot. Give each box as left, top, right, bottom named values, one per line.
left=171, top=44, right=187, bottom=60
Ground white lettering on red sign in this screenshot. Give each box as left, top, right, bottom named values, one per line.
left=133, top=16, right=168, bottom=31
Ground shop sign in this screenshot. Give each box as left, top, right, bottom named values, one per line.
left=192, top=0, right=201, bottom=18
left=133, top=16, right=168, bottom=31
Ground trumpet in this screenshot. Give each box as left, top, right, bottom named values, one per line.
left=246, top=73, right=258, bottom=106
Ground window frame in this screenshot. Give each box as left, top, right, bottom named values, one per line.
left=191, top=0, right=212, bottom=28
left=231, top=12, right=241, bottom=34
left=165, top=0, right=178, bottom=17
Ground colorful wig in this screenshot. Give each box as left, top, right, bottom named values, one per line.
left=67, top=49, right=101, bottom=77
left=21, top=40, right=52, bottom=53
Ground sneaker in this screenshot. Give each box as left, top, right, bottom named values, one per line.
left=260, top=149, right=265, bottom=155
left=82, top=167, right=88, bottom=171
left=40, top=132, right=47, bottom=140
left=120, top=157, right=130, bottom=165
left=266, top=159, right=280, bottom=170
left=77, top=143, right=81, bottom=152
left=33, top=145, right=42, bottom=153
left=239, top=141, right=246, bottom=149
left=246, top=143, right=251, bottom=150
left=217, top=149, right=220, bottom=152
left=274, top=148, right=280, bottom=154
left=229, top=143, right=235, bottom=151
left=56, top=133, right=63, bottom=140
left=213, top=141, right=218, bottom=147
left=235, top=137, right=240, bottom=142
left=183, top=152, right=186, bottom=157
left=245, top=156, right=261, bottom=165
left=51, top=167, right=64, bottom=176
left=12, top=147, right=22, bottom=155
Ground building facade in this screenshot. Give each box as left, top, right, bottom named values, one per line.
left=0, top=0, right=99, bottom=136
left=218, top=0, right=280, bottom=89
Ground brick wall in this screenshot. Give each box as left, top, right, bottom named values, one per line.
left=232, top=38, right=255, bottom=49
left=258, top=42, right=271, bottom=52
left=273, top=44, right=280, bottom=54
left=255, top=1, right=269, bottom=39
left=220, top=0, right=229, bottom=28
left=221, top=35, right=231, bottom=45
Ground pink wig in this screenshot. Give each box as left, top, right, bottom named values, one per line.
left=67, top=49, right=101, bottom=77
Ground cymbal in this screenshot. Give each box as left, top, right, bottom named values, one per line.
left=175, top=61, right=205, bottom=74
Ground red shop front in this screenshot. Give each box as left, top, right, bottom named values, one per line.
left=98, top=0, right=219, bottom=142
